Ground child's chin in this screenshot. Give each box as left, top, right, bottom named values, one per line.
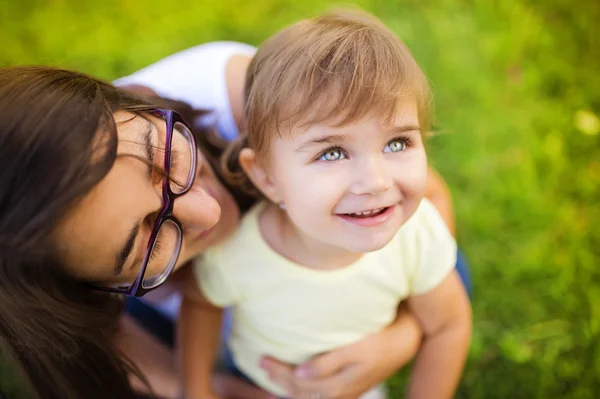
left=346, top=235, right=395, bottom=253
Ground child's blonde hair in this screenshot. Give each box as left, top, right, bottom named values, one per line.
left=222, top=9, right=432, bottom=196
left=248, top=9, right=431, bottom=157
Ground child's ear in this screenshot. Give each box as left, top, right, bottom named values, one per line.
left=239, top=148, right=281, bottom=203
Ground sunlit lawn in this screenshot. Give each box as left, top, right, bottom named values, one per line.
left=1, top=0, right=599, bottom=398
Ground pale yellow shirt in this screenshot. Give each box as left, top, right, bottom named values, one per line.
left=194, top=198, right=457, bottom=396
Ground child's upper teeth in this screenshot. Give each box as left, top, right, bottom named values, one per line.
left=352, top=208, right=383, bottom=216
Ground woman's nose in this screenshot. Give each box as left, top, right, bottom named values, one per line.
left=172, top=187, right=221, bottom=231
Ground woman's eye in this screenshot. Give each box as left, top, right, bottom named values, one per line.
left=384, top=139, right=407, bottom=153
left=318, top=148, right=346, bottom=162
left=169, top=150, right=180, bottom=173
left=149, top=234, right=162, bottom=261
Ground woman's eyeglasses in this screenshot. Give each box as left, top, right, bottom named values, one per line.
left=93, top=108, right=197, bottom=297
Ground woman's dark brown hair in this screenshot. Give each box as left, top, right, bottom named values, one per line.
left=0, top=66, right=168, bottom=399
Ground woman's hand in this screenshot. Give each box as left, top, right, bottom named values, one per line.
left=260, top=303, right=423, bottom=399
left=212, top=373, right=276, bottom=399
left=260, top=334, right=384, bottom=399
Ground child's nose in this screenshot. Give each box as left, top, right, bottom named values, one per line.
left=350, top=157, right=393, bottom=196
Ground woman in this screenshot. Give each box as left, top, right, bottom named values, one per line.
left=0, top=65, right=426, bottom=399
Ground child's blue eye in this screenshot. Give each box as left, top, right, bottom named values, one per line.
left=384, top=139, right=407, bottom=153
left=319, top=148, right=346, bottom=161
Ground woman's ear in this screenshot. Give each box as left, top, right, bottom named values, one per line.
left=239, top=148, right=281, bottom=203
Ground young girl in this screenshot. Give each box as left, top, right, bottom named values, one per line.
left=180, top=9, right=471, bottom=399
left=114, top=41, right=427, bottom=398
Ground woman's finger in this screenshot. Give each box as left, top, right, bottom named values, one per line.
left=296, top=348, right=349, bottom=380
left=212, top=373, right=276, bottom=399
left=261, top=355, right=361, bottom=399
left=291, top=367, right=357, bottom=399
left=260, top=356, right=297, bottom=395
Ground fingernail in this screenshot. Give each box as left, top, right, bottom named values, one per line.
left=295, top=365, right=311, bottom=379
left=259, top=358, right=267, bottom=369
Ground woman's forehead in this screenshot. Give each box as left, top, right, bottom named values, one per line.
left=114, top=111, right=144, bottom=135
left=113, top=111, right=158, bottom=155
left=114, top=110, right=138, bottom=123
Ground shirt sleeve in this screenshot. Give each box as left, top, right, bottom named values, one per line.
left=409, top=199, right=458, bottom=295
left=193, top=249, right=239, bottom=307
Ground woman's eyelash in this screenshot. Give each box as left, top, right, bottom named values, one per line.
left=170, top=150, right=180, bottom=171
left=149, top=234, right=163, bottom=261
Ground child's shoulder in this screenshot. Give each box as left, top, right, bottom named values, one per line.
left=399, top=199, right=458, bottom=294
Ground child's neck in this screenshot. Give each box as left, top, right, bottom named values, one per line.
left=258, top=202, right=364, bottom=270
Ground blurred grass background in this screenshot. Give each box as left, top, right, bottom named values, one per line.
left=1, top=0, right=599, bottom=397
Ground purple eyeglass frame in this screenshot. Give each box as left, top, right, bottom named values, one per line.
left=93, top=108, right=197, bottom=297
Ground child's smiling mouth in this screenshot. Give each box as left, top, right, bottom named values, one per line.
left=336, top=205, right=396, bottom=226
left=345, top=207, right=387, bottom=218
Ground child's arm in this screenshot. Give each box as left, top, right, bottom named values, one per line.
left=178, top=266, right=224, bottom=399
left=406, top=269, right=472, bottom=399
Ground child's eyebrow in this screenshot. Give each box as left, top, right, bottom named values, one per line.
left=295, top=133, right=347, bottom=151
left=389, top=124, right=421, bottom=134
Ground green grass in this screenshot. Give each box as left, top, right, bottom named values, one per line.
left=1, top=0, right=599, bottom=397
